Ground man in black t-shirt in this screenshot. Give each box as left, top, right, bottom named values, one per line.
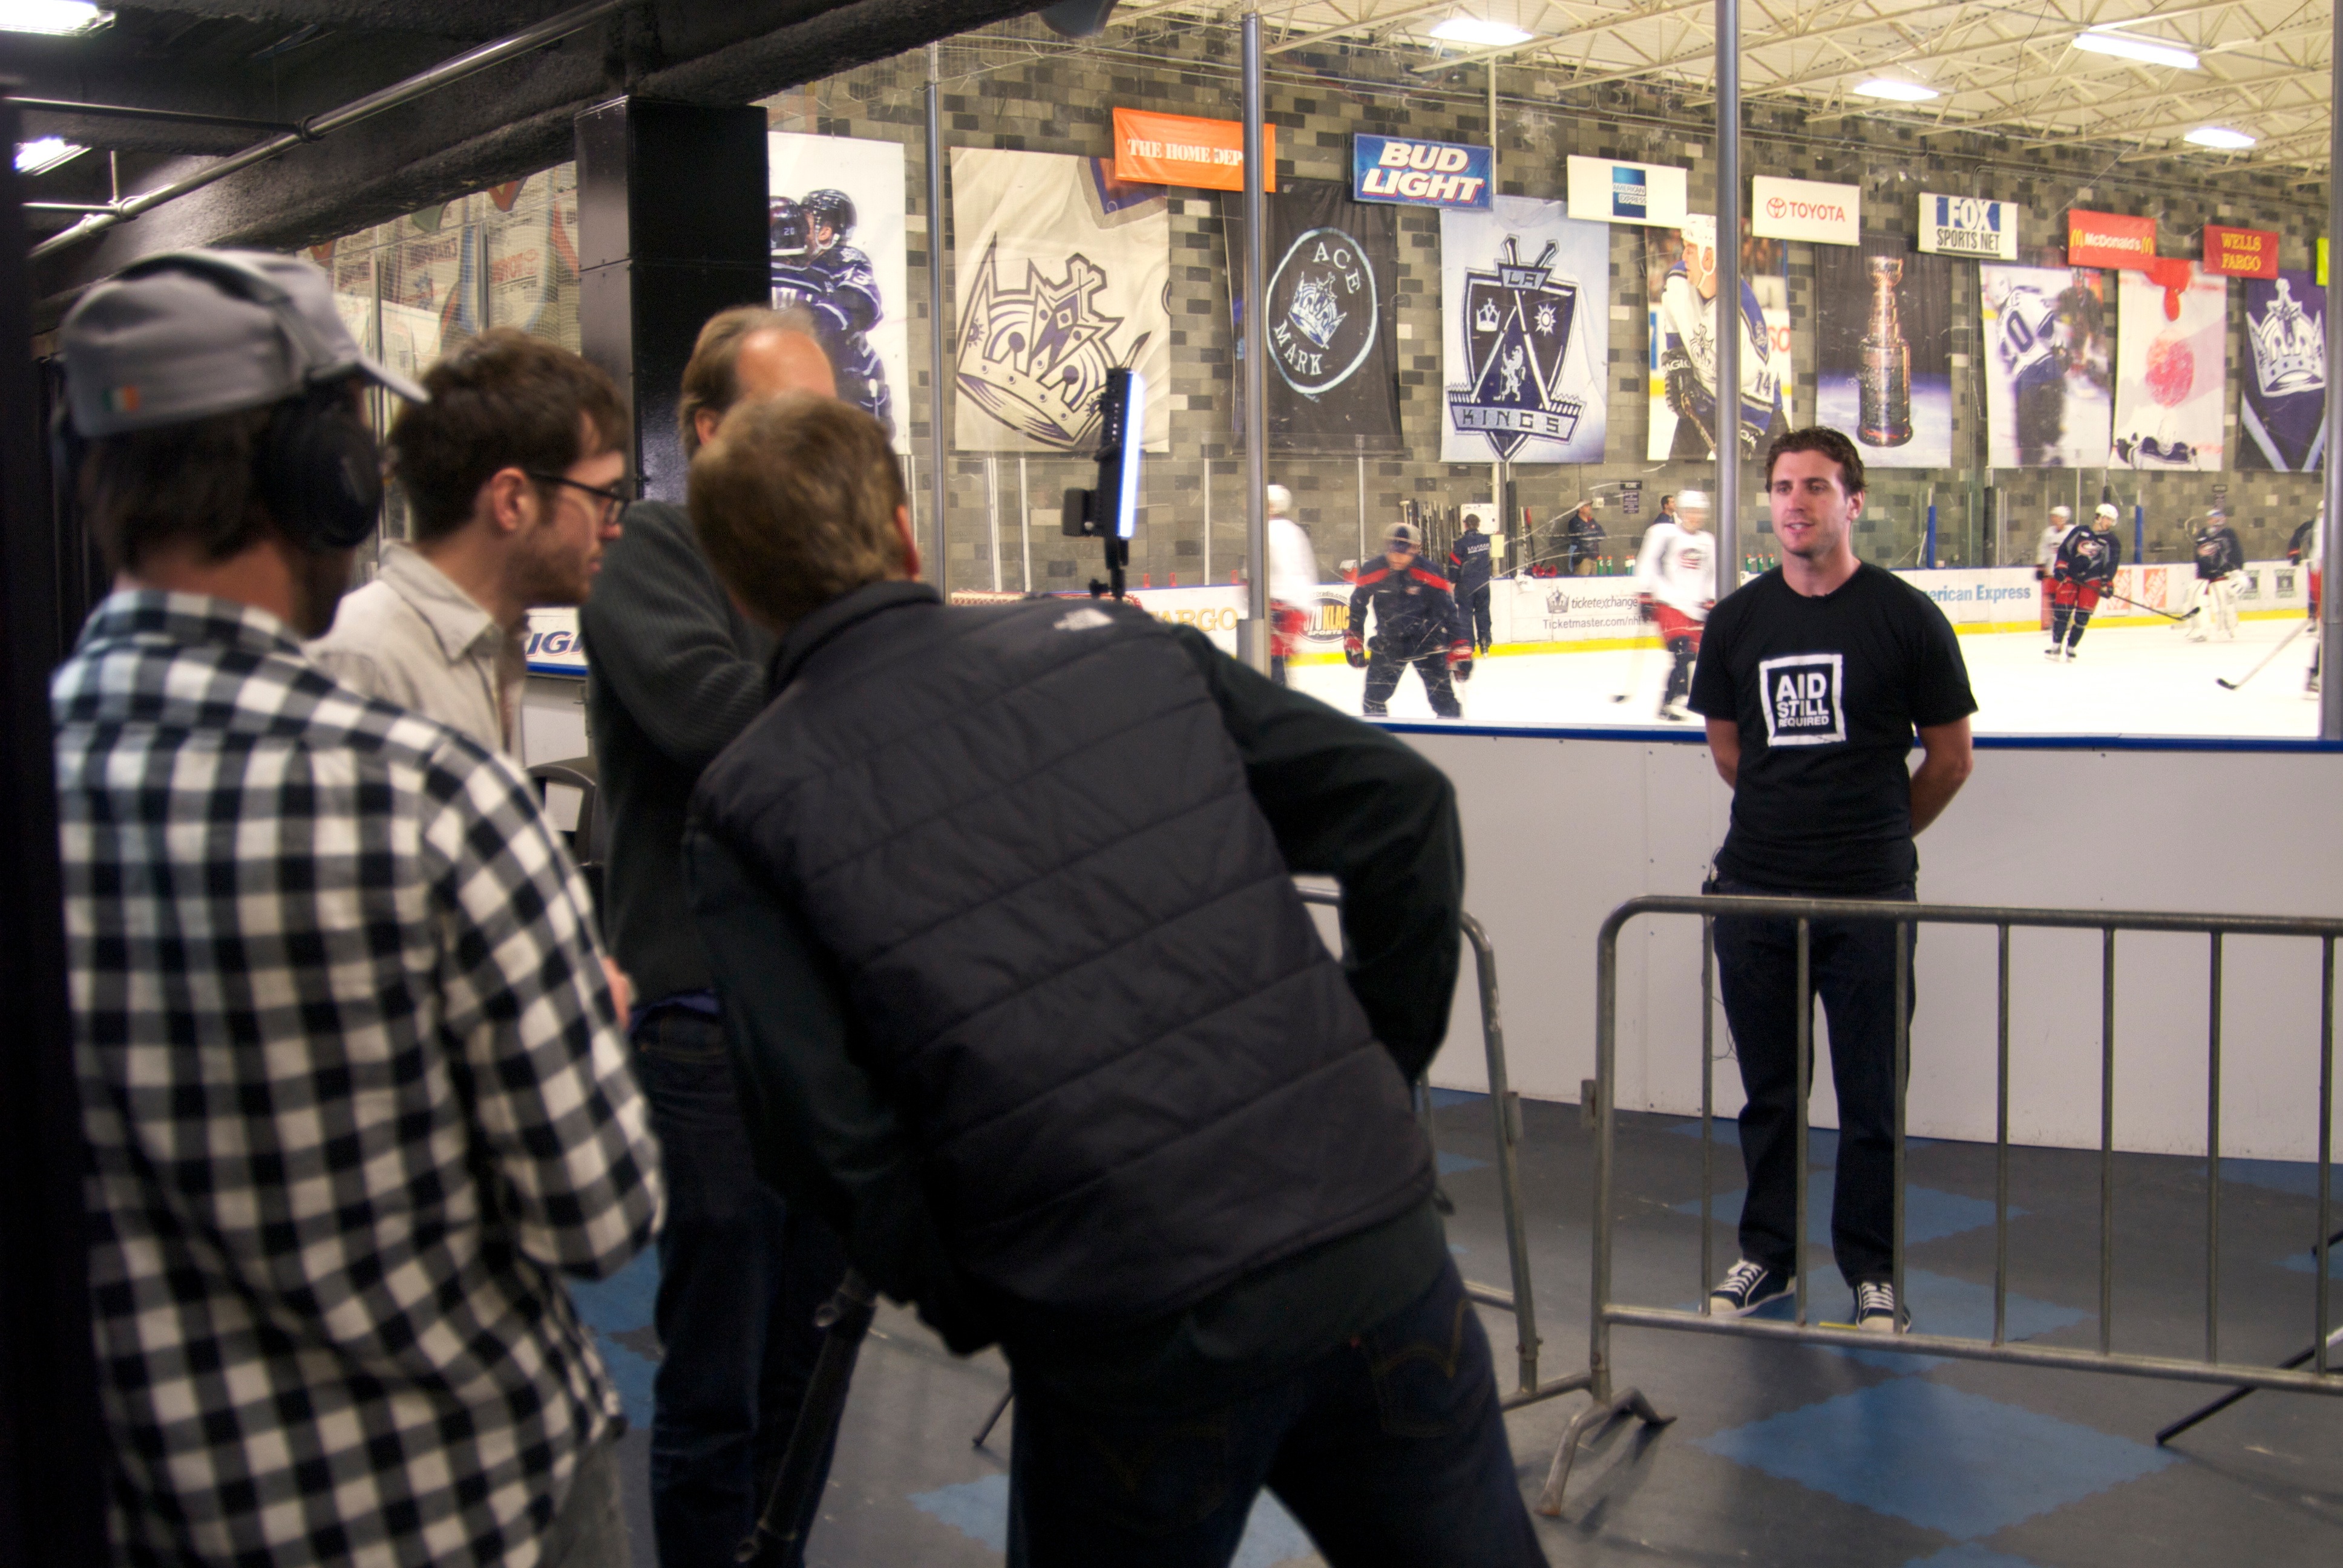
left=1687, top=426, right=1976, bottom=1336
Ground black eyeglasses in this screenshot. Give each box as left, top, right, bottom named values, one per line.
left=525, top=472, right=629, bottom=524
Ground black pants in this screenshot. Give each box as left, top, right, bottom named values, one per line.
left=1711, top=879, right=1915, bottom=1289
left=635, top=1008, right=850, bottom=1567
left=1464, top=585, right=1493, bottom=651
left=1363, top=648, right=1460, bottom=717
left=1662, top=636, right=1697, bottom=708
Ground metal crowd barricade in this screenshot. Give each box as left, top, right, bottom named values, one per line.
left=1541, top=892, right=2342, bottom=1514
left=1294, top=887, right=1596, bottom=1410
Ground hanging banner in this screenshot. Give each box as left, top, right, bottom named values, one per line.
left=377, top=203, right=473, bottom=384
left=2067, top=209, right=2157, bottom=270
left=770, top=131, right=909, bottom=448
left=1352, top=135, right=1492, bottom=209
left=1111, top=108, right=1274, bottom=192
left=2239, top=269, right=2325, bottom=472
left=1438, top=197, right=1607, bottom=463
left=1814, top=244, right=1954, bottom=469
left=1565, top=155, right=1688, bottom=228
left=2203, top=224, right=2280, bottom=280
left=951, top=149, right=1171, bottom=454
left=1751, top=175, right=1859, bottom=246
left=1220, top=178, right=1405, bottom=452
left=2112, top=261, right=2226, bottom=471
left=1916, top=193, right=2018, bottom=260
left=1979, top=264, right=2112, bottom=468
left=1645, top=216, right=1791, bottom=461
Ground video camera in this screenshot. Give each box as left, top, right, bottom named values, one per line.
left=1061, top=366, right=1145, bottom=600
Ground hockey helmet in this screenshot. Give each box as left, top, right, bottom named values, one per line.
left=1386, top=521, right=1422, bottom=552
left=769, top=196, right=808, bottom=256
left=804, top=189, right=857, bottom=246
left=2095, top=502, right=2119, bottom=520
left=2050, top=505, right=2072, bottom=519
left=1265, top=483, right=1293, bottom=517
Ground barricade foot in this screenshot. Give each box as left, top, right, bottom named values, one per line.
left=1533, top=1385, right=1671, bottom=1517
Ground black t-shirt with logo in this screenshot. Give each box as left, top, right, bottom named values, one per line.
left=1688, top=563, right=1976, bottom=893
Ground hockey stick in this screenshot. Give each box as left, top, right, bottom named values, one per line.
left=2099, top=588, right=2192, bottom=622
left=1610, top=634, right=1647, bottom=702
left=2215, top=619, right=2310, bottom=691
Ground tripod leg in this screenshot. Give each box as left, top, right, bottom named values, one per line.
left=736, top=1271, right=876, bottom=1566
left=971, top=1387, right=1014, bottom=1448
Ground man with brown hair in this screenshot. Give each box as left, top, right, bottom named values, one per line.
left=578, top=305, right=844, bottom=1567
left=685, top=395, right=1545, bottom=1568
left=309, top=327, right=628, bottom=757
left=51, top=250, right=659, bottom=1567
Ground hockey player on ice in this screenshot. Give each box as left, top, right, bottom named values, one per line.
left=2181, top=506, right=2246, bottom=642
left=2306, top=505, right=2324, bottom=695
left=1265, top=484, right=1320, bottom=687
left=2048, top=503, right=2120, bottom=661
left=1659, top=213, right=1786, bottom=461
left=1634, top=488, right=1717, bottom=722
left=2034, top=505, right=2074, bottom=631
left=770, top=189, right=894, bottom=437
left=1346, top=522, right=1472, bottom=719
left=1446, top=512, right=1495, bottom=655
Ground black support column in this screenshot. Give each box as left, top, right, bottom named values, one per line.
left=575, top=98, right=770, bottom=503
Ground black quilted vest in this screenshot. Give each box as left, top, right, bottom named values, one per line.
left=692, top=583, right=1432, bottom=1319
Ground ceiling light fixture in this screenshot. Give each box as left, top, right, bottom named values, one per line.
left=15, top=137, right=88, bottom=175
left=2073, top=28, right=2200, bottom=71
left=2184, top=126, right=2256, bottom=150
left=0, top=2, right=112, bottom=35
left=1852, top=79, right=1940, bottom=103
left=1430, top=16, right=1533, bottom=48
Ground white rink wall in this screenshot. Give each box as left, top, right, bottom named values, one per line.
left=1409, top=730, right=2343, bottom=1165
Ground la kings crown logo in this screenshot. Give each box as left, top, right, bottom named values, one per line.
left=1267, top=226, right=1379, bottom=397
left=958, top=236, right=1152, bottom=449
left=1449, top=236, right=1584, bottom=459
left=2249, top=276, right=2325, bottom=399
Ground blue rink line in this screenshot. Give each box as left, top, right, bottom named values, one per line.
left=1697, top=1377, right=2172, bottom=1540
left=910, top=1474, right=1317, bottom=1566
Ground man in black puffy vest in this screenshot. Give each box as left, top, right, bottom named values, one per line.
left=683, top=393, right=1547, bottom=1568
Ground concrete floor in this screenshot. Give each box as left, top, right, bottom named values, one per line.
left=575, top=1091, right=2343, bottom=1566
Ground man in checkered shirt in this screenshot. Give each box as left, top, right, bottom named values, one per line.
left=50, top=250, right=662, bottom=1566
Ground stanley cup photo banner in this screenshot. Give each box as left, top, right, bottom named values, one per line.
left=1438, top=197, right=1608, bottom=464
left=951, top=148, right=1172, bottom=453
left=1813, top=244, right=1953, bottom=469
left=1979, top=264, right=2111, bottom=468
left=770, top=131, right=909, bottom=450
left=2239, top=269, right=2325, bottom=471
left=2112, top=263, right=2226, bottom=471
left=1219, top=178, right=1404, bottom=452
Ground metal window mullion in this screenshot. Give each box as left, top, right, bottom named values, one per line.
left=2321, top=937, right=2335, bottom=1376
left=2207, top=933, right=2223, bottom=1365
left=1702, top=916, right=1716, bottom=1312
left=1995, top=922, right=2010, bottom=1346
left=2101, top=927, right=2117, bottom=1356
left=1795, top=916, right=1810, bottom=1327
left=1893, top=919, right=1909, bottom=1324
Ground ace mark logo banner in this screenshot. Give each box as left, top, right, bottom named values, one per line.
left=1222, top=178, right=1404, bottom=452
left=1268, top=227, right=1378, bottom=396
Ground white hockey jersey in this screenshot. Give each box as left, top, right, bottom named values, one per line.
left=1634, top=520, right=1716, bottom=616
left=2036, top=521, right=2073, bottom=571
left=1269, top=514, right=1320, bottom=608
left=1993, top=286, right=2062, bottom=387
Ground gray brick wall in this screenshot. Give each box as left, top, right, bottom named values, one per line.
left=766, top=16, right=2331, bottom=586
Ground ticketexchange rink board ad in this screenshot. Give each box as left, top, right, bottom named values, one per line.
left=951, top=148, right=1172, bottom=454
left=1438, top=198, right=1608, bottom=465
left=1812, top=244, right=1953, bottom=468
left=770, top=131, right=909, bottom=449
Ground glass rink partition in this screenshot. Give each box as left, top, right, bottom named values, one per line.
left=305, top=8, right=2343, bottom=742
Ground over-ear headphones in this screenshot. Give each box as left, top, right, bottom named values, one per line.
left=71, top=250, right=390, bottom=551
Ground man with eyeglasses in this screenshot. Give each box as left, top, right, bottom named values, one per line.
left=310, top=327, right=629, bottom=760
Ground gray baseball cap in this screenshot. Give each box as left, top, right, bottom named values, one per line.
left=58, top=247, right=425, bottom=439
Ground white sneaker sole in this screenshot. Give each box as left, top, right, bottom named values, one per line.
left=1707, top=1283, right=1795, bottom=1318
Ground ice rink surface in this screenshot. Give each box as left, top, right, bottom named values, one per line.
left=1289, top=616, right=2327, bottom=739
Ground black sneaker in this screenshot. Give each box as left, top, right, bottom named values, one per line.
left=1708, top=1258, right=1794, bottom=1317
left=1362, top=702, right=1388, bottom=717
left=1855, top=1281, right=1909, bottom=1334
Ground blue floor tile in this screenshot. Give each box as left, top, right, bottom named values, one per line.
left=598, top=1336, right=659, bottom=1429
left=2278, top=1247, right=2343, bottom=1278
left=1676, top=1183, right=2018, bottom=1247
left=1838, top=1269, right=2089, bottom=1374
left=2218, top=1158, right=2343, bottom=1197
left=1904, top=1546, right=2046, bottom=1568
left=909, top=1473, right=1317, bottom=1563
left=1427, top=1087, right=1487, bottom=1108
left=1697, top=1378, right=2172, bottom=1540
left=1437, top=1149, right=1490, bottom=1175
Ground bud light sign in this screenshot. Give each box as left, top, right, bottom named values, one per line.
left=1352, top=136, right=1492, bottom=209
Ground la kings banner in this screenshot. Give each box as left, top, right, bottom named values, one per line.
left=772, top=131, right=909, bottom=449
left=952, top=148, right=1171, bottom=453
left=1220, top=178, right=1404, bottom=451
left=2239, top=269, right=2325, bottom=471
left=1438, top=197, right=1607, bottom=463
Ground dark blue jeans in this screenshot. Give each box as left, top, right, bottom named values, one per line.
left=634, top=1010, right=848, bottom=1568
left=1005, top=1258, right=1546, bottom=1568
left=1711, top=878, right=1916, bottom=1289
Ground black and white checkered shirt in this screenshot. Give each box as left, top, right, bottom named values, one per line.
left=53, top=591, right=663, bottom=1567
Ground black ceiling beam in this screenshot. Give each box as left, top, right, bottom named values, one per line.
left=29, top=0, right=1050, bottom=324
